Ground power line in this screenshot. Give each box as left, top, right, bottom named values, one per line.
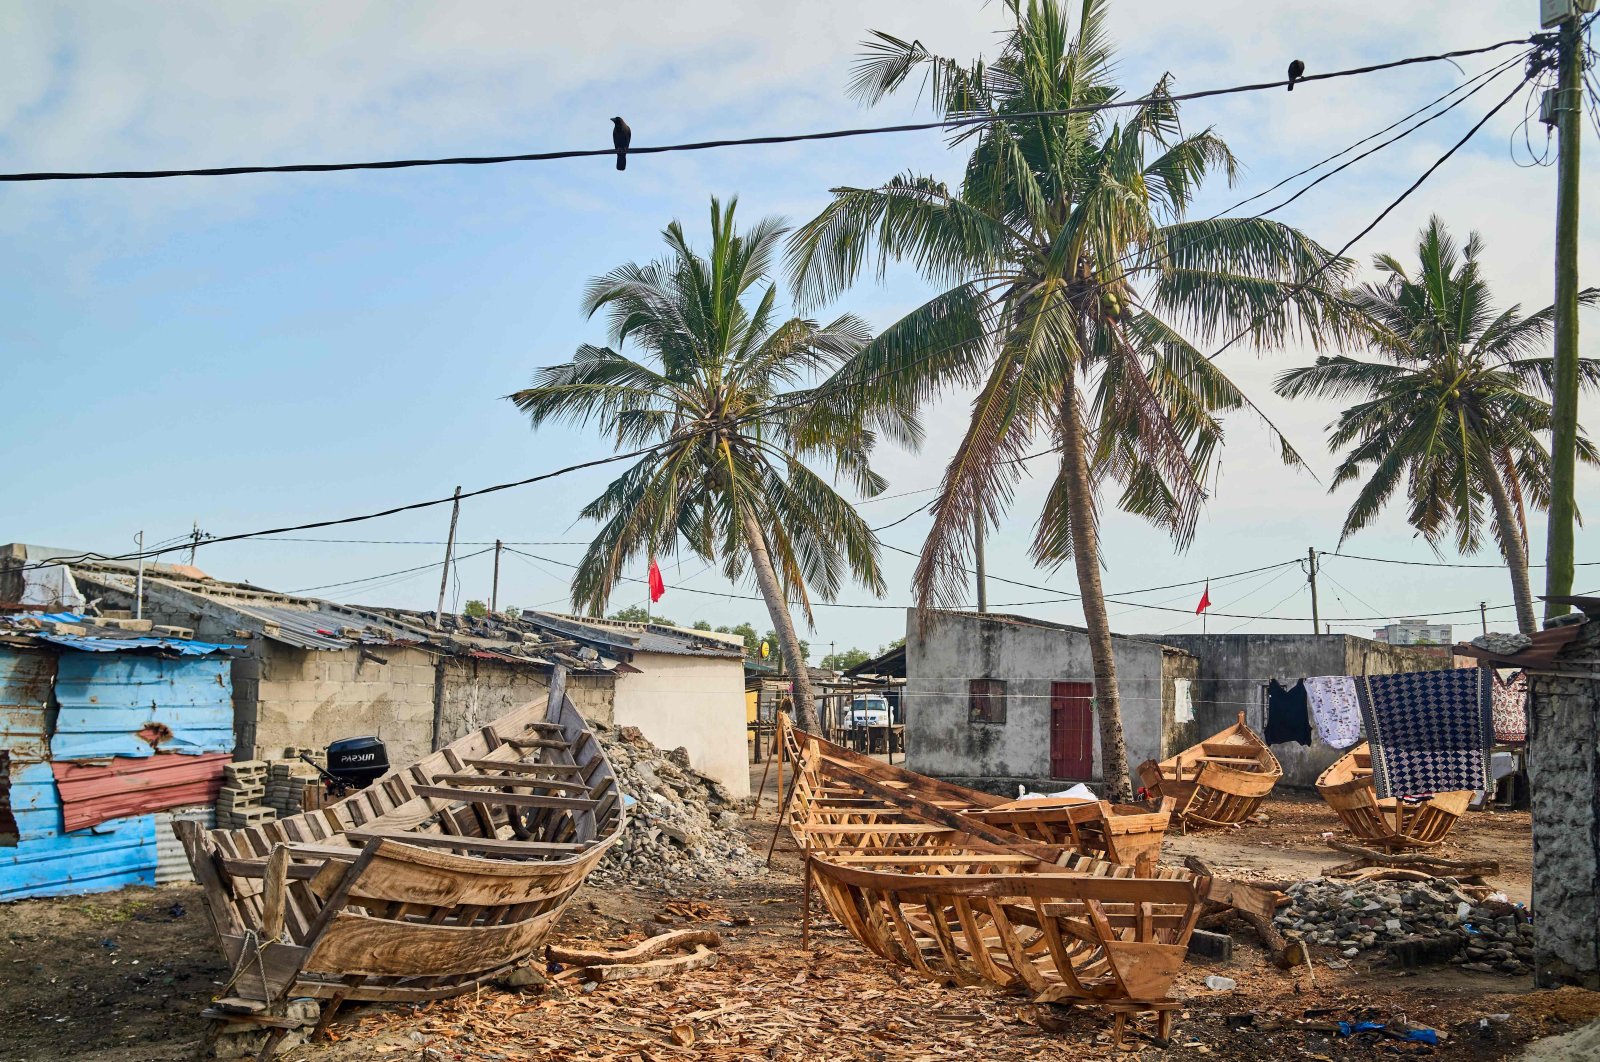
left=251, top=536, right=590, bottom=546
left=1327, top=550, right=1600, bottom=570
left=1206, top=68, right=1535, bottom=363
left=0, top=38, right=1534, bottom=184
left=289, top=546, right=496, bottom=594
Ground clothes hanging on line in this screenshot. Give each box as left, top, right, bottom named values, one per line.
left=1304, top=675, right=1363, bottom=748
left=1491, top=671, right=1527, bottom=744
left=1358, top=668, right=1494, bottom=799
left=1264, top=679, right=1312, bottom=746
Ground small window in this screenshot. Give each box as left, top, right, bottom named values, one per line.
left=969, top=679, right=1007, bottom=724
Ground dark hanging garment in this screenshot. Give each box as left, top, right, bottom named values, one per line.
left=1265, top=679, right=1313, bottom=746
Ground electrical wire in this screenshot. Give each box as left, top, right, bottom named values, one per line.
left=0, top=38, right=1536, bottom=184
left=1327, top=550, right=1600, bottom=569
left=288, top=545, right=496, bottom=594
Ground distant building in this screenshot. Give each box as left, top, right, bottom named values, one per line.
left=904, top=609, right=1198, bottom=793
left=1372, top=619, right=1453, bottom=646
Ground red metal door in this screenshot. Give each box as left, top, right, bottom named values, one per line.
left=1050, top=682, right=1094, bottom=779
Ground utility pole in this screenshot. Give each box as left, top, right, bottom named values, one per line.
left=1543, top=3, right=1585, bottom=621
left=1307, top=547, right=1321, bottom=635
left=1480, top=600, right=1490, bottom=636
left=186, top=521, right=207, bottom=566
left=491, top=539, right=502, bottom=614
left=433, top=486, right=462, bottom=627
left=973, top=511, right=988, bottom=613
left=133, top=531, right=145, bottom=620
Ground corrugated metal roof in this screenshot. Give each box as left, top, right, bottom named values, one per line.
left=528, top=612, right=745, bottom=659
left=52, top=654, right=234, bottom=760
left=154, top=806, right=212, bottom=883
left=0, top=762, right=157, bottom=900
left=33, top=633, right=235, bottom=655
left=0, top=647, right=53, bottom=767
left=52, top=752, right=228, bottom=833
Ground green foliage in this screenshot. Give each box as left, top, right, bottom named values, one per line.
left=463, top=599, right=488, bottom=618
left=509, top=197, right=893, bottom=625
left=607, top=604, right=674, bottom=626
left=787, top=0, right=1357, bottom=608
left=691, top=620, right=713, bottom=631
left=765, top=630, right=809, bottom=663
left=819, top=646, right=872, bottom=671
left=503, top=606, right=521, bottom=620
left=1276, top=216, right=1600, bottom=561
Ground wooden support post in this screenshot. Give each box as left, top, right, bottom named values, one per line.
left=802, top=853, right=813, bottom=951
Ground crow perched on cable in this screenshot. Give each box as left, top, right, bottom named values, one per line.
left=1287, top=59, right=1305, bottom=92
left=612, top=117, right=631, bottom=171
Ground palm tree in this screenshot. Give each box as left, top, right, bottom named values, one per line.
left=509, top=197, right=895, bottom=731
left=1276, top=216, right=1600, bottom=634
left=786, top=0, right=1353, bottom=799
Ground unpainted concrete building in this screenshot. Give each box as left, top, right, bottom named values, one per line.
left=904, top=610, right=1197, bottom=794
left=1152, top=633, right=1458, bottom=788
left=69, top=568, right=616, bottom=768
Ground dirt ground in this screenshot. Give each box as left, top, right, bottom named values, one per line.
left=0, top=794, right=1587, bottom=1062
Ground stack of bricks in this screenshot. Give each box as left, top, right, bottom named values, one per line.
left=216, top=760, right=272, bottom=829
left=264, top=758, right=322, bottom=818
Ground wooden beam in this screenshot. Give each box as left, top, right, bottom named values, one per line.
left=413, top=786, right=597, bottom=811
left=344, top=829, right=587, bottom=856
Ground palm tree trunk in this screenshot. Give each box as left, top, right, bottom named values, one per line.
left=1060, top=372, right=1133, bottom=801
left=1481, top=462, right=1538, bottom=635
left=740, top=506, right=819, bottom=731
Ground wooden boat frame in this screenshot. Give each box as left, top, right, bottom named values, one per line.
left=780, top=718, right=1210, bottom=1039
left=1316, top=742, right=1471, bottom=852
left=779, top=715, right=1171, bottom=873
left=175, top=670, right=622, bottom=1029
left=1137, top=712, right=1281, bottom=830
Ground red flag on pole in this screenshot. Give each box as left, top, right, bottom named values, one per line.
left=1195, top=582, right=1212, bottom=614
left=647, top=557, right=665, bottom=603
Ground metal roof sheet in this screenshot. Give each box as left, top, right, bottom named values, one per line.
left=0, top=612, right=238, bottom=655
left=0, top=647, right=53, bottom=767
left=527, top=612, right=745, bottom=659
left=0, top=762, right=157, bottom=900
left=51, top=752, right=228, bottom=833
left=51, top=654, right=234, bottom=760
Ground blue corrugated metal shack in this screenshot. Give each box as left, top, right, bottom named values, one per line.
left=0, top=616, right=237, bottom=901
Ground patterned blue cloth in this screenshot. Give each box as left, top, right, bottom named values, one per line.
left=1357, top=669, right=1494, bottom=799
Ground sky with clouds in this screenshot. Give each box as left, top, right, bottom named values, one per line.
left=3, top=1, right=1595, bottom=656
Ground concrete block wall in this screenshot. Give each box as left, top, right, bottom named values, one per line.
left=1529, top=620, right=1600, bottom=987
left=251, top=644, right=439, bottom=766
left=905, top=610, right=1170, bottom=793
left=433, top=658, right=615, bottom=746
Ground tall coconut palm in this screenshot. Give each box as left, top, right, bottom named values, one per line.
left=510, top=197, right=898, bottom=730
left=787, top=0, right=1354, bottom=798
left=1276, top=216, right=1600, bottom=634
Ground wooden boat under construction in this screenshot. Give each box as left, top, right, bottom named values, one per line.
left=1316, top=742, right=1472, bottom=851
left=174, top=672, right=621, bottom=1043
left=780, top=716, right=1171, bottom=872
left=1138, top=713, right=1281, bottom=830
left=779, top=716, right=1211, bottom=1040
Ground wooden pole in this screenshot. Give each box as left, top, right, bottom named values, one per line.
left=802, top=854, right=813, bottom=951
left=434, top=486, right=462, bottom=628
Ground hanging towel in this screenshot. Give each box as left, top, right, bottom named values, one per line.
left=1491, top=671, right=1527, bottom=744
left=1358, top=669, right=1494, bottom=798
left=1264, top=679, right=1312, bottom=746
left=1305, top=675, right=1363, bottom=748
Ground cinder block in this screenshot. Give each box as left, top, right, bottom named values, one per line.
left=1187, top=929, right=1233, bottom=962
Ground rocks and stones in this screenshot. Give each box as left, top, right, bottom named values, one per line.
left=1273, top=879, right=1534, bottom=975
left=590, top=723, right=764, bottom=886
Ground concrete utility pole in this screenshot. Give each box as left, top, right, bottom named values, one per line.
left=973, top=511, right=988, bottom=613
left=1481, top=601, right=1490, bottom=636
left=434, top=486, right=462, bottom=628
left=133, top=531, right=145, bottom=620
left=1543, top=4, right=1586, bottom=620
left=186, top=521, right=207, bottom=566
left=491, top=539, right=502, bottom=613
left=1307, top=547, right=1321, bottom=634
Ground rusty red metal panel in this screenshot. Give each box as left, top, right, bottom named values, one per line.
left=50, top=752, right=228, bottom=833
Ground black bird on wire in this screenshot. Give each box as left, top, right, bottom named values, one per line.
left=612, top=117, right=631, bottom=170
left=1287, top=59, right=1305, bottom=91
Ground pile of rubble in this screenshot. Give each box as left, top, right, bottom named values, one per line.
left=1275, top=878, right=1534, bottom=975
left=590, top=724, right=764, bottom=885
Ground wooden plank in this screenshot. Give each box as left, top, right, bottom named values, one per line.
left=462, top=759, right=584, bottom=776
left=304, top=907, right=560, bottom=978
left=579, top=944, right=718, bottom=982
left=433, top=773, right=591, bottom=792
left=547, top=929, right=721, bottom=966
left=344, top=829, right=587, bottom=857
left=414, top=786, right=597, bottom=811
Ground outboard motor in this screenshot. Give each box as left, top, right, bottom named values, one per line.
left=325, top=736, right=389, bottom=791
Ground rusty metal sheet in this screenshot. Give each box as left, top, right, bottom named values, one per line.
left=51, top=752, right=228, bottom=833
left=0, top=647, right=54, bottom=767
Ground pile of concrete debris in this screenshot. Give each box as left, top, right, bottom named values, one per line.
left=590, top=724, right=764, bottom=885
left=1275, top=878, right=1534, bottom=975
